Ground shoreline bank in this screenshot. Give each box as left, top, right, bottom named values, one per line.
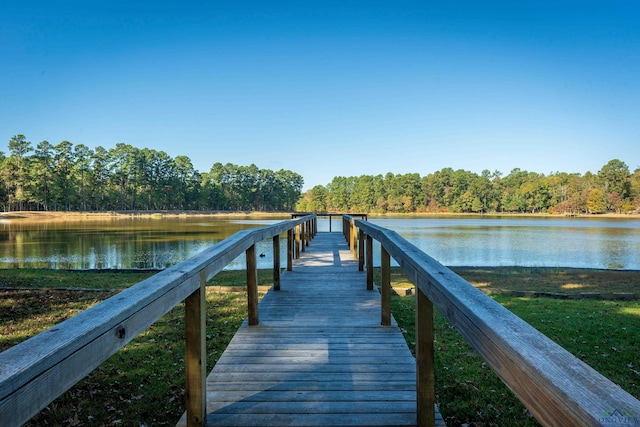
left=1, top=210, right=638, bottom=222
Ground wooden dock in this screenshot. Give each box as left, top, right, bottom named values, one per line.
left=177, top=232, right=443, bottom=426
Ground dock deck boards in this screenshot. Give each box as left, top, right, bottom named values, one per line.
left=177, top=232, right=444, bottom=426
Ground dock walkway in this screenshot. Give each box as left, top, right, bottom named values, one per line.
left=178, top=232, right=444, bottom=426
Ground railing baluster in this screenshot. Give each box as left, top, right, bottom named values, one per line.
left=358, top=230, right=365, bottom=271
left=246, top=244, right=259, bottom=326
left=350, top=221, right=357, bottom=258
left=273, top=234, right=281, bottom=291
left=366, top=234, right=373, bottom=290
left=295, top=225, right=301, bottom=259
left=185, top=270, right=207, bottom=427
left=381, top=245, right=391, bottom=326
left=287, top=228, right=293, bottom=271
left=416, top=287, right=435, bottom=427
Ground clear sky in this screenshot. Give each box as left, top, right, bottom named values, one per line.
left=2, top=1, right=639, bottom=190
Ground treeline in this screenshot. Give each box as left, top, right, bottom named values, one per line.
left=1, top=135, right=303, bottom=212
left=297, top=159, right=640, bottom=215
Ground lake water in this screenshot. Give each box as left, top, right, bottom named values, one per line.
left=0, top=215, right=638, bottom=270
left=369, top=216, right=640, bottom=270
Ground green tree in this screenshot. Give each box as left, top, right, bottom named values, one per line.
left=173, top=155, right=200, bottom=210
left=7, top=134, right=33, bottom=210
left=468, top=170, right=494, bottom=213
left=73, top=144, right=93, bottom=211
left=587, top=188, right=607, bottom=213
left=349, top=175, right=377, bottom=212
left=326, top=176, right=353, bottom=212
left=275, top=169, right=304, bottom=211
left=598, top=159, right=630, bottom=200
left=89, top=146, right=111, bottom=210
left=630, top=168, right=640, bottom=211
left=51, top=141, right=75, bottom=210
left=31, top=141, right=55, bottom=210
left=308, top=185, right=328, bottom=212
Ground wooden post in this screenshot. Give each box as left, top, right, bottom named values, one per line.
left=351, top=222, right=358, bottom=259
left=295, top=224, right=301, bottom=259
left=358, top=230, right=365, bottom=271
left=366, top=235, right=373, bottom=290
left=381, top=246, right=391, bottom=326
left=301, top=222, right=306, bottom=252
left=306, top=220, right=311, bottom=245
left=273, top=234, right=281, bottom=291
left=185, top=270, right=207, bottom=426
left=287, top=228, right=293, bottom=271
left=246, top=244, right=259, bottom=326
left=416, top=288, right=435, bottom=427
left=343, top=218, right=348, bottom=242
left=329, top=215, right=332, bottom=232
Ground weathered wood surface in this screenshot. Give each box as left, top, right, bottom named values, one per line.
left=353, top=218, right=640, bottom=427
left=177, top=232, right=444, bottom=427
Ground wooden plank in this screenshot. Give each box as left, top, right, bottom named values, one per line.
left=204, top=400, right=417, bottom=414
left=175, top=232, right=444, bottom=427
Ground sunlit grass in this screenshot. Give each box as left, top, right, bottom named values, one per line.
left=390, top=269, right=640, bottom=427
left=0, top=268, right=157, bottom=290
left=616, top=306, right=640, bottom=317
left=374, top=266, right=640, bottom=295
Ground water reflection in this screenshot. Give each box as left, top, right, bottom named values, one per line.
left=0, top=215, right=638, bottom=270
left=371, top=216, right=640, bottom=270
left=0, top=216, right=287, bottom=270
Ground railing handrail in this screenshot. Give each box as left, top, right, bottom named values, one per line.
left=0, top=214, right=316, bottom=426
left=345, top=215, right=640, bottom=426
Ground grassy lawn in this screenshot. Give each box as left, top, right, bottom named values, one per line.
left=1, top=267, right=639, bottom=426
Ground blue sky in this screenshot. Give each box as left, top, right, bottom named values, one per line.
left=2, top=1, right=639, bottom=189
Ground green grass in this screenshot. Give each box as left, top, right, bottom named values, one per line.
left=0, top=268, right=158, bottom=290
left=26, top=291, right=249, bottom=426
left=0, top=269, right=271, bottom=427
left=2, top=267, right=639, bottom=426
left=390, top=277, right=640, bottom=426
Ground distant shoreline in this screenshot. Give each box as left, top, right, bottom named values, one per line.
left=0, top=210, right=292, bottom=222
left=0, top=210, right=637, bottom=222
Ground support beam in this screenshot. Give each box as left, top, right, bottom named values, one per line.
left=366, top=235, right=373, bottom=290
left=246, top=244, right=259, bottom=326
left=416, top=288, right=435, bottom=427
left=381, top=246, right=391, bottom=326
left=185, top=270, right=207, bottom=426
left=287, top=229, right=293, bottom=271
left=273, top=235, right=281, bottom=290
left=358, top=230, right=365, bottom=271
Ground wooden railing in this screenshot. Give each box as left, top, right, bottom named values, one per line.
left=0, top=214, right=317, bottom=427
left=343, top=215, right=640, bottom=427
left=293, top=212, right=367, bottom=232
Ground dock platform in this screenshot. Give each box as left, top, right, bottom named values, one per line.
left=177, top=232, right=444, bottom=426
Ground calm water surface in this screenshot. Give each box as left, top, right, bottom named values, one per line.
left=0, top=215, right=638, bottom=270
left=370, top=216, right=640, bottom=270
left=0, top=216, right=288, bottom=270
